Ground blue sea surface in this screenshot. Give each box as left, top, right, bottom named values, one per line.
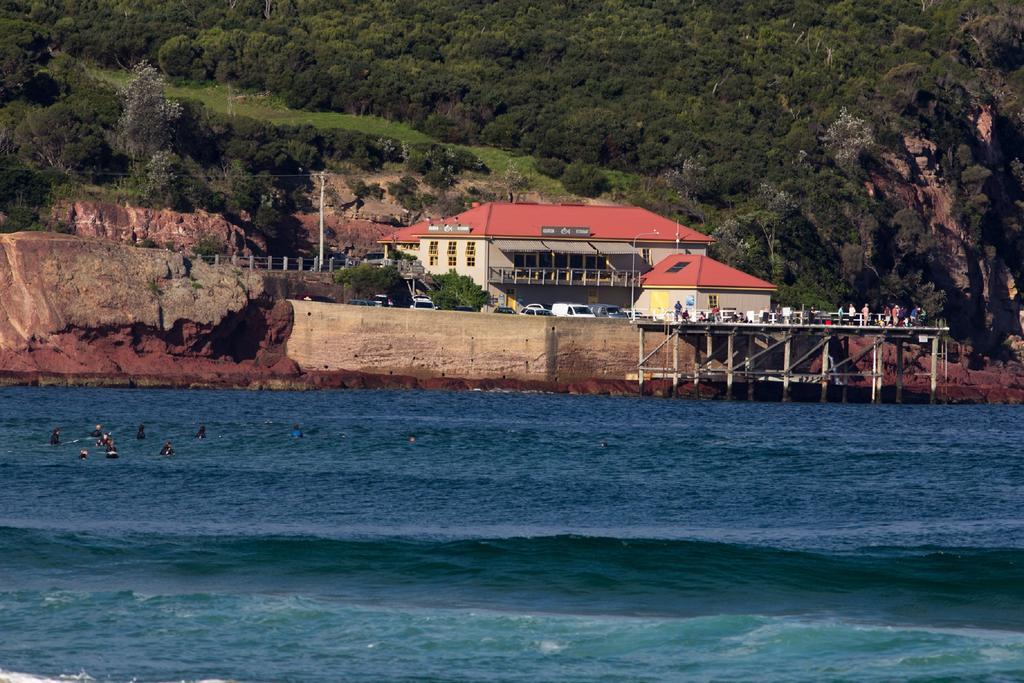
left=0, top=387, right=1023, bottom=681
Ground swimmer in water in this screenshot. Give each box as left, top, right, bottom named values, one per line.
left=290, top=424, right=303, bottom=438
left=105, top=439, right=118, bottom=458
left=79, top=448, right=88, bottom=460
left=195, top=424, right=206, bottom=440
left=408, top=435, right=416, bottom=444
left=136, top=424, right=145, bottom=440
left=160, top=441, right=174, bottom=456
left=50, top=428, right=60, bottom=446
left=90, top=424, right=103, bottom=438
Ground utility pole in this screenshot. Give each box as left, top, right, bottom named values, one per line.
left=318, top=171, right=326, bottom=271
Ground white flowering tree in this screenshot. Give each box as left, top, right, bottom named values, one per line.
left=116, top=62, right=182, bottom=162
left=822, top=107, right=874, bottom=170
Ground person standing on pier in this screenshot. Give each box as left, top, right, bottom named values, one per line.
left=861, top=303, right=870, bottom=326
left=674, top=300, right=682, bottom=322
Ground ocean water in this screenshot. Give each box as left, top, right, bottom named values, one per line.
left=1, top=387, right=1023, bottom=682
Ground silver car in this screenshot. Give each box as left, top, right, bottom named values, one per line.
left=591, top=304, right=629, bottom=318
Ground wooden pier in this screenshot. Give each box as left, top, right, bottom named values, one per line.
left=635, top=320, right=950, bottom=403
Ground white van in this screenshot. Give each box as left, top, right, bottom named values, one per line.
left=550, top=302, right=596, bottom=318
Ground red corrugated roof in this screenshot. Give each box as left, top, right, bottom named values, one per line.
left=382, top=202, right=712, bottom=243
left=642, top=255, right=776, bottom=290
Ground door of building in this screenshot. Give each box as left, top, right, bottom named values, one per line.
left=506, top=287, right=517, bottom=310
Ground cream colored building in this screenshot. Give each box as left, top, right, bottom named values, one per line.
left=384, top=202, right=772, bottom=312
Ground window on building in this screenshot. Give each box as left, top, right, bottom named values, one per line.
left=447, top=241, right=458, bottom=267
left=428, top=241, right=439, bottom=266
left=641, top=248, right=652, bottom=265
left=465, top=241, right=476, bottom=267
left=708, top=294, right=720, bottom=308
left=513, top=252, right=538, bottom=268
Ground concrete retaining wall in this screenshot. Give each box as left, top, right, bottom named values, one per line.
left=286, top=301, right=644, bottom=381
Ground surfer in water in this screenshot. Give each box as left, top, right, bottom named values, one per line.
left=160, top=441, right=174, bottom=456
left=105, top=438, right=118, bottom=459
left=290, top=424, right=303, bottom=438
left=50, top=428, right=60, bottom=445
left=79, top=448, right=88, bottom=460
left=195, top=424, right=206, bottom=440
left=90, top=424, right=103, bottom=438
left=137, top=424, right=145, bottom=440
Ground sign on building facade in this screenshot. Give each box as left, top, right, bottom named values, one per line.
left=540, top=226, right=591, bottom=237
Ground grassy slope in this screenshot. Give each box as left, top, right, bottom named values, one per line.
left=91, top=68, right=571, bottom=197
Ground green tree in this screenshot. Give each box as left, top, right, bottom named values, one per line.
left=158, top=35, right=202, bottom=79
left=334, top=263, right=400, bottom=298
left=431, top=270, right=488, bottom=310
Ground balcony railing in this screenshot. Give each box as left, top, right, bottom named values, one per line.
left=488, top=266, right=639, bottom=287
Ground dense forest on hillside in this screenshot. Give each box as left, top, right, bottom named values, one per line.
left=2, top=0, right=1024, bottom=349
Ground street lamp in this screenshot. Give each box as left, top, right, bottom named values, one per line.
left=630, top=230, right=659, bottom=320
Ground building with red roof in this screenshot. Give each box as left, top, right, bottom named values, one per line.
left=380, top=202, right=772, bottom=314
left=637, top=254, right=776, bottom=318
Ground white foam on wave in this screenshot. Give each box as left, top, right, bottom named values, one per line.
left=0, top=670, right=92, bottom=683
left=537, top=639, right=565, bottom=654
left=0, top=672, right=237, bottom=683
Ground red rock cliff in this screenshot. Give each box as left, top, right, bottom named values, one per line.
left=52, top=201, right=266, bottom=256
left=0, top=232, right=292, bottom=381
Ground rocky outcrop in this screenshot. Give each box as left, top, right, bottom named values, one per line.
left=289, top=213, right=396, bottom=255
left=867, top=115, right=1023, bottom=354
left=0, top=232, right=292, bottom=381
left=52, top=201, right=266, bottom=256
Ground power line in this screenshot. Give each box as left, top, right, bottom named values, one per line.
left=0, top=166, right=332, bottom=180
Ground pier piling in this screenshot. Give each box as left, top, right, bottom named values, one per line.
left=634, top=320, right=947, bottom=404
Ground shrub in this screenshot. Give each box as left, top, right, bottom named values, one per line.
left=535, top=157, right=566, bottom=179
left=561, top=162, right=609, bottom=197
left=192, top=233, right=224, bottom=257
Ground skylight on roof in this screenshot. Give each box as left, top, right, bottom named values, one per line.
left=666, top=261, right=689, bottom=273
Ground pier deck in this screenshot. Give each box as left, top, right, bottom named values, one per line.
left=633, top=320, right=950, bottom=403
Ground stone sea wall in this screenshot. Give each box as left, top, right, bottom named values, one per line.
left=285, top=301, right=669, bottom=382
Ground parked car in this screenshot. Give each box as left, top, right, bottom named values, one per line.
left=520, top=308, right=554, bottom=316
left=372, top=294, right=395, bottom=307
left=361, top=251, right=388, bottom=265
left=494, top=306, right=517, bottom=314
left=410, top=300, right=437, bottom=310
left=590, top=304, right=629, bottom=318
left=412, top=294, right=433, bottom=303
left=452, top=305, right=476, bottom=312
left=551, top=302, right=596, bottom=317
left=347, top=299, right=374, bottom=306
left=520, top=303, right=551, bottom=313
